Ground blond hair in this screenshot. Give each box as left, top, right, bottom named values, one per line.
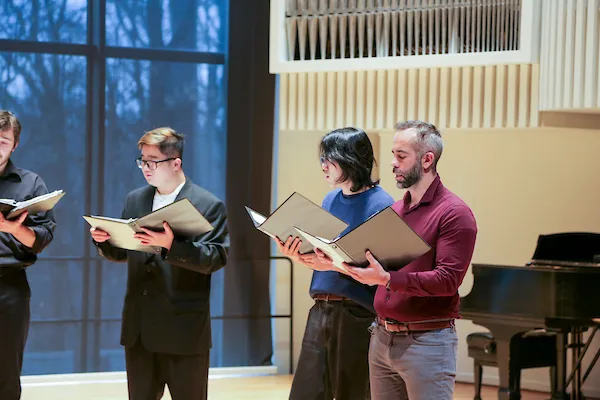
left=137, top=127, right=184, bottom=158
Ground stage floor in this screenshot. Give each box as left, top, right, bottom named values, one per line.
left=21, top=374, right=553, bottom=399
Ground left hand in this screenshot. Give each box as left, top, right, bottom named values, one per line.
left=345, top=250, right=390, bottom=286
left=298, top=250, right=334, bottom=272
left=0, top=211, right=28, bottom=235
left=133, top=221, right=174, bottom=250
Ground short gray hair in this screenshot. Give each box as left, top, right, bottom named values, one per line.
left=394, top=120, right=443, bottom=170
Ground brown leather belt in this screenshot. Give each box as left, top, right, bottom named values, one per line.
left=377, top=316, right=453, bottom=333
left=313, top=294, right=347, bottom=302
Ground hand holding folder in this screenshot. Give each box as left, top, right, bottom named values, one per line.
left=0, top=190, right=65, bottom=219
left=246, top=192, right=431, bottom=272
left=294, top=207, right=431, bottom=271
left=84, top=198, right=213, bottom=254
left=245, top=192, right=348, bottom=254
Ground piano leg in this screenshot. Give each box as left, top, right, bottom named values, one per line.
left=494, top=339, right=513, bottom=400
left=474, top=322, right=570, bottom=400
left=571, top=328, right=583, bottom=400
left=477, top=323, right=524, bottom=400
left=565, top=326, right=595, bottom=400
left=553, top=331, right=569, bottom=400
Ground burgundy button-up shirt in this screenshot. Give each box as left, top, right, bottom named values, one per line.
left=373, top=175, right=477, bottom=322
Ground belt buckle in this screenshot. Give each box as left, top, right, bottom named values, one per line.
left=384, top=320, right=403, bottom=332
left=383, top=319, right=410, bottom=334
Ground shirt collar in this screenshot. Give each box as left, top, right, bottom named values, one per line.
left=155, top=179, right=186, bottom=198
left=0, top=159, right=22, bottom=182
left=403, top=174, right=442, bottom=210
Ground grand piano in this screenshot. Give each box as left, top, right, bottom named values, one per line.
left=460, top=232, right=600, bottom=400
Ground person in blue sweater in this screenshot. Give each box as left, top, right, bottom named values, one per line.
left=277, top=127, right=394, bottom=400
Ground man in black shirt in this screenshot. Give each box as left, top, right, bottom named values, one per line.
left=0, top=110, right=56, bottom=400
left=90, top=127, right=229, bottom=400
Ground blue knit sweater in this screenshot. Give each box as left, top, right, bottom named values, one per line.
left=308, top=185, right=395, bottom=312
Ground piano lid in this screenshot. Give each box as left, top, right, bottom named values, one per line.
left=527, top=232, right=600, bottom=268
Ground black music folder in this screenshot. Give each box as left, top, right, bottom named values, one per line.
left=83, top=198, right=213, bottom=253
left=245, top=192, right=349, bottom=254
left=0, top=190, right=65, bottom=219
left=294, top=207, right=431, bottom=270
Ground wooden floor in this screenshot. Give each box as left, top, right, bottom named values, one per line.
left=21, top=374, right=553, bottom=399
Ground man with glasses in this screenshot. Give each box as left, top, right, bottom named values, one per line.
left=90, top=127, right=230, bottom=400
left=0, top=110, right=56, bottom=400
left=278, top=127, right=394, bottom=400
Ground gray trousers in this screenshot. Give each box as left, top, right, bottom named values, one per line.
left=369, top=324, right=458, bottom=400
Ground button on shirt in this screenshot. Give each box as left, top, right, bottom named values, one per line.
left=373, top=175, right=477, bottom=323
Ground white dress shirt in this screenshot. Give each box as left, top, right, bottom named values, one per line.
left=152, top=180, right=186, bottom=211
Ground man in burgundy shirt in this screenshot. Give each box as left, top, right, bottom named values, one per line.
left=346, top=120, right=477, bottom=400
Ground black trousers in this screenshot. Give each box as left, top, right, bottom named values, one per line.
left=0, top=271, right=30, bottom=400
left=125, top=339, right=210, bottom=400
left=289, top=298, right=375, bottom=400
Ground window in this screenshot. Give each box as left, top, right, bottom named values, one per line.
left=0, top=1, right=87, bottom=43
left=0, top=0, right=229, bottom=374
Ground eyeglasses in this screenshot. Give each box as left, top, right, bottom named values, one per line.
left=136, top=157, right=176, bottom=171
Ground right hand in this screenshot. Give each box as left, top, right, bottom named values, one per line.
left=90, top=227, right=111, bottom=243
left=298, top=251, right=333, bottom=272
left=274, top=236, right=333, bottom=271
left=0, top=211, right=28, bottom=235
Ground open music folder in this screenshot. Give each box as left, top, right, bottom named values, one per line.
left=0, top=190, right=66, bottom=219
left=294, top=207, right=431, bottom=271
left=83, top=198, right=213, bottom=253
left=245, top=192, right=349, bottom=254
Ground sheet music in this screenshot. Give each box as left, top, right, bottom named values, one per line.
left=13, top=190, right=64, bottom=208
left=295, top=207, right=431, bottom=269
left=3, top=190, right=66, bottom=219
left=84, top=198, right=213, bottom=253
left=245, top=207, right=267, bottom=226
left=135, top=198, right=213, bottom=236
left=294, top=227, right=350, bottom=271
left=0, top=198, right=18, bottom=207
left=245, top=192, right=348, bottom=254
left=89, top=216, right=135, bottom=224
left=84, top=215, right=159, bottom=253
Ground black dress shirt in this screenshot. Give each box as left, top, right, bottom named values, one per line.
left=0, top=160, right=56, bottom=276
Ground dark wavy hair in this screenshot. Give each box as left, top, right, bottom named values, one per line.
left=319, top=127, right=379, bottom=193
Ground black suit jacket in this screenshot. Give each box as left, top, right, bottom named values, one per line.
left=95, top=179, right=230, bottom=355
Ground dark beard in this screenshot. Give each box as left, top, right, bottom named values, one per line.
left=396, top=161, right=422, bottom=189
